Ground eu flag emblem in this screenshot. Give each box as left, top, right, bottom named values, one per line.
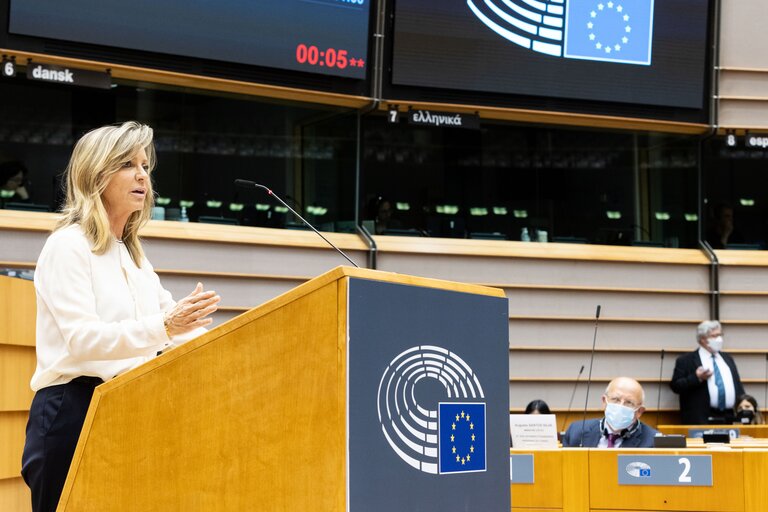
left=564, top=0, right=655, bottom=65
left=438, top=402, right=486, bottom=474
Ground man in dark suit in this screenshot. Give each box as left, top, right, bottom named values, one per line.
left=562, top=377, right=658, bottom=448
left=670, top=320, right=744, bottom=424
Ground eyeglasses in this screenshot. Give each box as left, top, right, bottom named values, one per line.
left=605, top=395, right=639, bottom=410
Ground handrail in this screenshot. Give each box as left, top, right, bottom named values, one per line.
left=356, top=223, right=377, bottom=269
left=698, top=240, right=720, bottom=320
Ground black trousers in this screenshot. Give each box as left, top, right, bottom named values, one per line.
left=21, top=377, right=101, bottom=512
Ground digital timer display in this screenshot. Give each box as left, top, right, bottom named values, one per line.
left=9, top=0, right=371, bottom=79
left=295, top=44, right=366, bottom=71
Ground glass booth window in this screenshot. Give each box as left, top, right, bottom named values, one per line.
left=361, top=115, right=699, bottom=247
left=0, top=73, right=358, bottom=231
left=703, top=138, right=768, bottom=250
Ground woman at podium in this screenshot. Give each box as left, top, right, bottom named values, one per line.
left=20, top=122, right=220, bottom=512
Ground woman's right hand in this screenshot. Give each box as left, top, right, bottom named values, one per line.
left=163, top=282, right=221, bottom=337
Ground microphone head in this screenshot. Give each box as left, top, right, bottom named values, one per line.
left=234, top=179, right=255, bottom=188
left=234, top=179, right=270, bottom=194
left=595, top=305, right=601, bottom=318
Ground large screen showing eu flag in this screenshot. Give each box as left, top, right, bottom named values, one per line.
left=9, top=0, right=371, bottom=79
left=392, top=0, right=709, bottom=108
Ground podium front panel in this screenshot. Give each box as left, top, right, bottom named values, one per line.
left=347, top=277, right=510, bottom=512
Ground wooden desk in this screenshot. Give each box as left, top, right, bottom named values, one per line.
left=589, top=449, right=742, bottom=512
left=511, top=447, right=764, bottom=512
left=658, top=424, right=768, bottom=438
left=509, top=449, right=588, bottom=511
left=742, top=449, right=768, bottom=511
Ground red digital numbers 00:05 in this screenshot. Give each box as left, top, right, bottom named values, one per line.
left=295, top=44, right=365, bottom=70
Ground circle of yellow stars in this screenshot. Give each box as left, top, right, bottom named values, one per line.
left=587, top=2, right=631, bottom=55
left=450, top=409, right=476, bottom=466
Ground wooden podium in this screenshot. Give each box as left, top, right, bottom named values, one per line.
left=57, top=266, right=511, bottom=512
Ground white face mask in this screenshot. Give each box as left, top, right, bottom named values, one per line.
left=707, top=335, right=724, bottom=353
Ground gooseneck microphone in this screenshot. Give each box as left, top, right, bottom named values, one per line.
left=561, top=364, right=585, bottom=432
left=656, top=349, right=665, bottom=426
left=760, top=354, right=768, bottom=418
left=234, top=179, right=359, bottom=268
left=579, top=305, right=601, bottom=448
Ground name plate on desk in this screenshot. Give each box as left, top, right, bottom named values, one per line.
left=688, top=428, right=739, bottom=439
left=509, top=454, right=534, bottom=484
left=617, top=455, right=712, bottom=486
left=509, top=414, right=558, bottom=448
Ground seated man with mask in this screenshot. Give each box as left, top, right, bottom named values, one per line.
left=562, top=377, right=658, bottom=448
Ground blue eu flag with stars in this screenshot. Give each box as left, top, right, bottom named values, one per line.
left=438, top=402, right=486, bottom=474
left=564, top=0, right=655, bottom=65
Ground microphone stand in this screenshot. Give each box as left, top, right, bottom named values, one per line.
left=579, top=305, right=601, bottom=448
left=760, top=353, right=768, bottom=416
left=561, top=365, right=585, bottom=433
left=656, top=348, right=665, bottom=427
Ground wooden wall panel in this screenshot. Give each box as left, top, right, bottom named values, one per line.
left=743, top=450, right=768, bottom=512
left=709, top=324, right=768, bottom=349
left=504, top=288, right=709, bottom=320
left=720, top=266, right=768, bottom=292
left=5, top=214, right=768, bottom=430
left=377, top=253, right=710, bottom=291
left=721, top=296, right=768, bottom=322
left=157, top=272, right=303, bottom=312
left=0, top=477, right=30, bottom=512
left=510, top=318, right=697, bottom=349
left=0, top=346, right=35, bottom=412
left=143, top=237, right=367, bottom=276
left=0, top=277, right=36, bottom=347
left=510, top=350, right=675, bottom=381
left=719, top=0, right=768, bottom=129
left=0, top=412, right=28, bottom=480
left=0, top=275, right=34, bottom=512
left=510, top=381, right=680, bottom=413
left=720, top=0, right=768, bottom=69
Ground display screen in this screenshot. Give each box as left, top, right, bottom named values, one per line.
left=9, top=0, right=371, bottom=79
left=392, top=0, right=709, bottom=108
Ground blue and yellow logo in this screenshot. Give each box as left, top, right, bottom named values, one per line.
left=439, top=402, right=486, bottom=474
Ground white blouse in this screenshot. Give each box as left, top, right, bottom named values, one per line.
left=31, top=224, right=198, bottom=391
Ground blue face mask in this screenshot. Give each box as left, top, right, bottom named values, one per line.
left=604, top=402, right=636, bottom=431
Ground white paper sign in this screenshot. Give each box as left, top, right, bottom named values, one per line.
left=509, top=414, right=558, bottom=449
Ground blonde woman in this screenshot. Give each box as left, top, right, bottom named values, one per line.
left=21, top=122, right=220, bottom=512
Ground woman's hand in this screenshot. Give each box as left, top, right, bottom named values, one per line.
left=163, top=282, right=221, bottom=337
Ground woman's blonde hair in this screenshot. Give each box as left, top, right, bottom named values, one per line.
left=57, top=121, right=156, bottom=267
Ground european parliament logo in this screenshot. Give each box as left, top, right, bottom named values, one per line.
left=467, top=0, right=654, bottom=66
left=377, top=345, right=487, bottom=475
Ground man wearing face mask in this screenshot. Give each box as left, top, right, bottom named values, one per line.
left=670, top=320, right=745, bottom=424
left=561, top=377, right=659, bottom=448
